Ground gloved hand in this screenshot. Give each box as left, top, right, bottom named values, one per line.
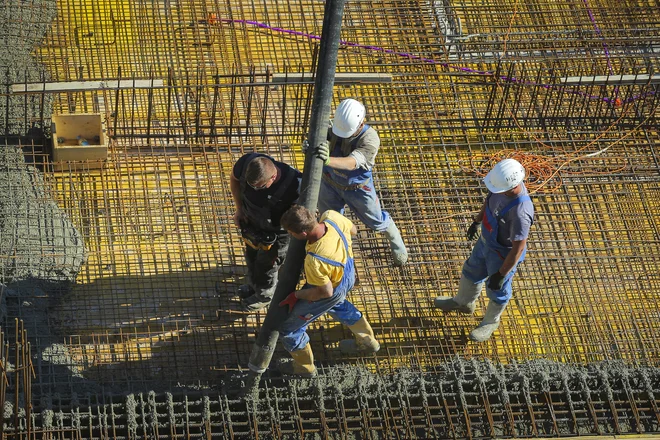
left=316, top=141, right=330, bottom=165
left=279, top=292, right=299, bottom=312
left=467, top=221, right=481, bottom=240
left=487, top=271, right=505, bottom=290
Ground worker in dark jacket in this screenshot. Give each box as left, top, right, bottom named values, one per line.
left=229, top=154, right=302, bottom=312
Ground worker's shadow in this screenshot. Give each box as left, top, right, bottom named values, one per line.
left=2, top=265, right=271, bottom=396
left=308, top=314, right=472, bottom=365
left=2, top=279, right=106, bottom=397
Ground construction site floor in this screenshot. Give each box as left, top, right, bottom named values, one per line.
left=0, top=0, right=659, bottom=438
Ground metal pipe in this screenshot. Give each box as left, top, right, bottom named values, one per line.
left=245, top=0, right=346, bottom=381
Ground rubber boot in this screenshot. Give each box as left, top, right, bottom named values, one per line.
left=469, top=300, right=507, bottom=342
left=339, top=315, right=381, bottom=354
left=240, top=293, right=272, bottom=312
left=278, top=344, right=317, bottom=378
left=241, top=285, right=275, bottom=312
left=384, top=221, right=408, bottom=266
left=434, top=276, right=481, bottom=314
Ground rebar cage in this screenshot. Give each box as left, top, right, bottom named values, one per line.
left=0, top=0, right=659, bottom=438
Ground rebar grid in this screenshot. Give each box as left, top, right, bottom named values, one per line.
left=21, top=131, right=657, bottom=394
left=3, top=359, right=660, bottom=439
left=0, top=0, right=659, bottom=436
left=31, top=0, right=660, bottom=140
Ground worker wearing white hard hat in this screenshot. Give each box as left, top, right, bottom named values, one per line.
left=435, top=158, right=534, bottom=342
left=311, top=98, right=408, bottom=267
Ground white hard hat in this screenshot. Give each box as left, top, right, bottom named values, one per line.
left=332, top=99, right=366, bottom=138
left=483, top=158, right=525, bottom=193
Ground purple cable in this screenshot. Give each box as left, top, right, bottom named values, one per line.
left=581, top=0, right=614, bottom=75
left=219, top=17, right=649, bottom=105
left=581, top=0, right=622, bottom=105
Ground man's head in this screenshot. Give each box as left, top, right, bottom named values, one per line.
left=280, top=205, right=317, bottom=240
left=246, top=156, right=278, bottom=190
left=483, top=158, right=525, bottom=195
left=332, top=99, right=366, bottom=138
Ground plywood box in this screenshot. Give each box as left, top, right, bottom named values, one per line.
left=52, top=113, right=108, bottom=169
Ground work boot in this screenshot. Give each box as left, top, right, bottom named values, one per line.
left=384, top=221, right=408, bottom=266
left=434, top=297, right=476, bottom=314
left=240, top=293, right=271, bottom=312
left=434, top=276, right=481, bottom=314
left=237, top=284, right=255, bottom=299
left=469, top=300, right=507, bottom=342
left=339, top=315, right=381, bottom=354
left=278, top=344, right=317, bottom=378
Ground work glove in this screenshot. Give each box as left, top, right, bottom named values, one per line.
left=279, top=292, right=299, bottom=313
left=467, top=221, right=481, bottom=240
left=487, top=271, right=505, bottom=291
left=302, top=140, right=330, bottom=164
left=316, top=141, right=330, bottom=165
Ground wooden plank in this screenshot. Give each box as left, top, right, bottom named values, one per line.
left=10, top=79, right=165, bottom=94
left=52, top=144, right=108, bottom=171
left=559, top=74, right=660, bottom=86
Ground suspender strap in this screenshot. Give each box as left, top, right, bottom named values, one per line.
left=329, top=124, right=370, bottom=155
left=324, top=219, right=349, bottom=252
left=306, top=218, right=350, bottom=267
left=307, top=252, right=343, bottom=267
left=498, top=195, right=531, bottom=219
left=267, top=166, right=296, bottom=208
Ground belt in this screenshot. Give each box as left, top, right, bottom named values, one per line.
left=322, top=172, right=370, bottom=191
left=241, top=223, right=279, bottom=251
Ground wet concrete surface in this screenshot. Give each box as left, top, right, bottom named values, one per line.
left=0, top=0, right=56, bottom=135
left=5, top=358, right=657, bottom=438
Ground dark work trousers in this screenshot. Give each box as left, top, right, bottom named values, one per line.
left=244, top=233, right=290, bottom=301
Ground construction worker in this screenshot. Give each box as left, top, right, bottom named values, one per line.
left=313, top=98, right=408, bottom=266
left=434, top=158, right=534, bottom=342
left=229, top=154, right=302, bottom=312
left=277, top=205, right=380, bottom=377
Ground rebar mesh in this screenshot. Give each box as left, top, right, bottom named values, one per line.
left=4, top=358, right=660, bottom=439
left=1, top=0, right=659, bottom=437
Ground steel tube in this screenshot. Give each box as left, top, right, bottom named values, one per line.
left=246, top=0, right=347, bottom=377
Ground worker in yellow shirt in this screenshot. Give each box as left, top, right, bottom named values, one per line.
left=277, top=206, right=380, bottom=377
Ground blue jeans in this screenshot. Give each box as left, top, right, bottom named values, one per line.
left=279, top=283, right=362, bottom=352
left=318, top=178, right=391, bottom=232
left=461, top=236, right=523, bottom=304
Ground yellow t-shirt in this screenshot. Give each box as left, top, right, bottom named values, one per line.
left=304, top=210, right=354, bottom=288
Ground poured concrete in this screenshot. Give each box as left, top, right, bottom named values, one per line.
left=2, top=358, right=657, bottom=438
left=0, top=0, right=56, bottom=135
left=0, top=147, right=85, bottom=284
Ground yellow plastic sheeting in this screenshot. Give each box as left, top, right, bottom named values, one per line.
left=30, top=0, right=660, bottom=379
